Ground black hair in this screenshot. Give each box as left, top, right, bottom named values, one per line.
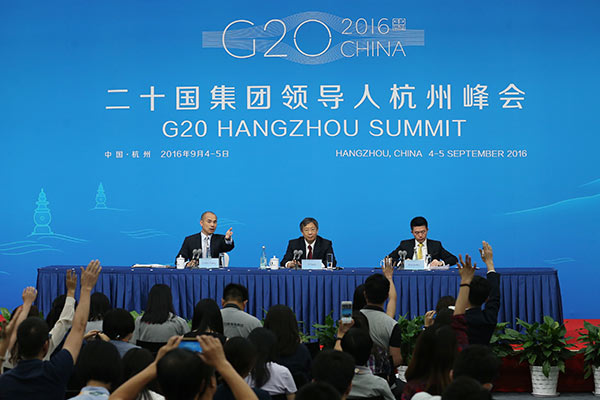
left=296, top=381, right=342, bottom=400
left=89, top=292, right=112, bottom=321
left=435, top=296, right=456, bottom=312
left=453, top=345, right=501, bottom=384
left=224, top=336, right=257, bottom=378
left=122, top=348, right=159, bottom=399
left=300, top=217, right=319, bottom=230
left=411, top=216, right=428, bottom=229
left=352, top=284, right=367, bottom=311
left=45, top=294, right=67, bottom=329
left=191, top=298, right=224, bottom=334
left=341, top=327, right=372, bottom=366
left=432, top=308, right=454, bottom=328
left=350, top=310, right=370, bottom=331
left=74, top=340, right=122, bottom=390
left=157, top=348, right=214, bottom=400
left=468, top=276, right=491, bottom=307
left=405, top=325, right=457, bottom=395
left=11, top=305, right=40, bottom=319
left=263, top=304, right=300, bottom=357
left=311, top=350, right=354, bottom=396
left=141, top=284, right=176, bottom=324
left=223, top=283, right=249, bottom=303
left=442, top=376, right=493, bottom=400
left=102, top=308, right=135, bottom=340
left=363, top=273, right=390, bottom=304
left=16, top=317, right=49, bottom=359
left=247, top=328, right=278, bottom=387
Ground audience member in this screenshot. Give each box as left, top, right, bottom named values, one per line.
left=452, top=345, right=501, bottom=390
left=352, top=261, right=397, bottom=318
left=220, top=283, right=262, bottom=339
left=295, top=382, right=341, bottom=400
left=360, top=273, right=403, bottom=366
left=441, top=377, right=492, bottom=400
left=0, top=307, right=22, bottom=371
left=188, top=299, right=225, bottom=338
left=122, top=348, right=164, bottom=400
left=465, top=242, right=500, bottom=345
left=246, top=327, right=296, bottom=399
left=103, top=309, right=139, bottom=357
left=86, top=292, right=112, bottom=333
left=70, top=339, right=122, bottom=399
left=131, top=284, right=189, bottom=345
left=0, top=260, right=101, bottom=400
left=215, top=337, right=270, bottom=400
left=311, top=350, right=354, bottom=400
left=340, top=328, right=394, bottom=400
left=110, top=335, right=259, bottom=400
left=264, top=305, right=312, bottom=389
left=402, top=254, right=475, bottom=400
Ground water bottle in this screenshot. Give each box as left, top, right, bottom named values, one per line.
left=259, top=245, right=267, bottom=268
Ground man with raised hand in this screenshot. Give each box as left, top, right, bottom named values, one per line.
left=0, top=260, right=101, bottom=400
left=177, top=211, right=235, bottom=267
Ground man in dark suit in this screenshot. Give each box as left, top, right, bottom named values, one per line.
left=281, top=217, right=337, bottom=268
left=387, top=216, right=457, bottom=266
left=176, top=211, right=234, bottom=267
left=464, top=241, right=500, bottom=345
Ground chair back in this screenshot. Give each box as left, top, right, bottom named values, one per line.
left=136, top=340, right=166, bottom=355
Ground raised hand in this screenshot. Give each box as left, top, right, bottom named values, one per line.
left=66, top=269, right=78, bottom=296
left=225, top=227, right=233, bottom=240
left=80, top=260, right=101, bottom=291
left=424, top=310, right=436, bottom=327
left=156, top=335, right=183, bottom=362
left=22, top=287, right=38, bottom=304
left=479, top=241, right=495, bottom=270
left=457, top=254, right=476, bottom=284
left=197, top=335, right=227, bottom=368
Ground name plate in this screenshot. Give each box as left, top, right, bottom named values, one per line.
left=404, top=259, right=426, bottom=270
left=302, top=259, right=324, bottom=270
left=198, top=258, right=220, bottom=269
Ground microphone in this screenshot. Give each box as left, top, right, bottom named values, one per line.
left=398, top=250, right=407, bottom=260
left=192, top=249, right=201, bottom=260
left=293, top=250, right=303, bottom=261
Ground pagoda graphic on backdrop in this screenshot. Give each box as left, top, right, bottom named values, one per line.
left=31, top=189, right=53, bottom=235
left=94, top=182, right=107, bottom=209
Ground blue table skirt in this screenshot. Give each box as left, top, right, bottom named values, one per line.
left=36, top=266, right=563, bottom=329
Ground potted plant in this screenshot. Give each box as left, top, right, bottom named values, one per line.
left=578, top=321, right=600, bottom=394
left=489, top=322, right=518, bottom=358
left=513, top=316, right=573, bottom=396
left=312, top=311, right=337, bottom=350
left=396, top=314, right=425, bottom=381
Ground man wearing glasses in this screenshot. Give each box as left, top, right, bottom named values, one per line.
left=281, top=217, right=337, bottom=268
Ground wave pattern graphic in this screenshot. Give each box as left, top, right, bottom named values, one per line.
left=218, top=218, right=245, bottom=227
left=581, top=178, right=600, bottom=187
left=91, top=207, right=128, bottom=211
left=121, top=229, right=169, bottom=239
left=504, top=193, right=600, bottom=215
left=544, top=258, right=575, bottom=265
left=203, top=11, right=424, bottom=65
left=34, top=233, right=88, bottom=243
left=0, top=240, right=63, bottom=256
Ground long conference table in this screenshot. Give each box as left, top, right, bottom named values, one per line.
left=36, top=266, right=563, bottom=330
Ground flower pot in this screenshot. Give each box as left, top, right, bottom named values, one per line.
left=396, top=365, right=408, bottom=382
left=530, top=365, right=559, bottom=397
left=594, top=366, right=600, bottom=396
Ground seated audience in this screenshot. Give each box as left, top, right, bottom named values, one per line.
left=340, top=328, right=394, bottom=400
left=0, top=260, right=101, bottom=400
left=360, top=273, right=403, bottom=366
left=221, top=283, right=262, bottom=339
left=452, top=345, right=501, bottom=391
left=441, top=377, right=493, bottom=400
left=185, top=299, right=226, bottom=343
left=131, top=284, right=189, bottom=344
left=215, top=336, right=270, bottom=400
left=402, top=254, right=475, bottom=400
left=86, top=292, right=112, bottom=333
left=246, top=327, right=296, bottom=399
left=122, top=348, right=164, bottom=400
left=295, top=382, right=341, bottom=400
left=311, top=350, right=354, bottom=400
left=465, top=242, right=500, bottom=345
left=110, top=335, right=259, bottom=400
left=264, top=305, right=312, bottom=389
left=103, top=309, right=139, bottom=357
left=70, top=339, right=122, bottom=399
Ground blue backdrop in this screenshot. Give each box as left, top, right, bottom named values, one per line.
left=1, top=0, right=598, bottom=319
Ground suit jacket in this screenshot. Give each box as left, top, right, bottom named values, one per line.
left=281, top=236, right=337, bottom=268
left=176, top=233, right=234, bottom=261
left=387, top=238, right=458, bottom=266
left=465, top=271, right=501, bottom=345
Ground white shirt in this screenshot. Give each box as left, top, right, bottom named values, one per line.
left=412, top=239, right=428, bottom=260
left=245, top=362, right=297, bottom=395
left=201, top=232, right=212, bottom=258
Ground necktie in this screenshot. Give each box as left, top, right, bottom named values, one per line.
left=417, top=243, right=423, bottom=260
left=204, top=236, right=211, bottom=258
left=307, top=244, right=313, bottom=259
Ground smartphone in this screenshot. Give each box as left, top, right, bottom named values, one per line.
left=178, top=338, right=202, bottom=353
left=341, top=301, right=353, bottom=324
